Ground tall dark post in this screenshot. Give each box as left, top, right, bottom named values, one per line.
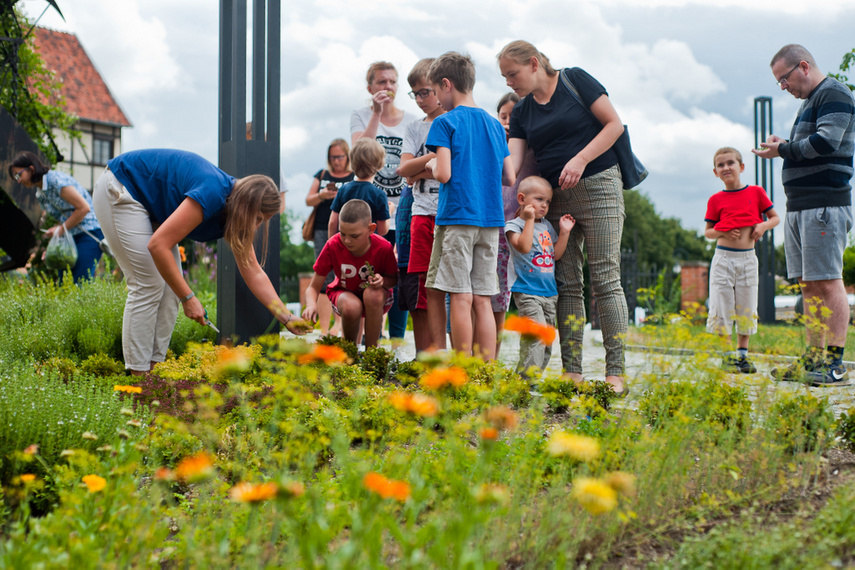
left=754, top=96, right=775, bottom=323
left=217, top=0, right=281, bottom=341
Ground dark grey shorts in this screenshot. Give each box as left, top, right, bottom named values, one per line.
left=784, top=205, right=853, bottom=281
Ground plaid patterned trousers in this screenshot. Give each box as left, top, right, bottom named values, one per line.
left=546, top=165, right=627, bottom=376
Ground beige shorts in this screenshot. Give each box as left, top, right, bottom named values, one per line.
left=706, top=247, right=758, bottom=336
left=426, top=225, right=499, bottom=296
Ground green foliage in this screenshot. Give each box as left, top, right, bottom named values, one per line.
left=636, top=267, right=682, bottom=323
left=767, top=392, right=834, bottom=453
left=0, top=363, right=150, bottom=484
left=358, top=345, right=394, bottom=382
left=836, top=407, right=855, bottom=453
left=317, top=334, right=359, bottom=361
left=78, top=353, right=125, bottom=377
left=0, top=9, right=80, bottom=164
left=539, top=375, right=577, bottom=413
left=828, top=48, right=855, bottom=91
left=279, top=210, right=316, bottom=302
left=843, top=245, right=855, bottom=287
left=638, top=378, right=751, bottom=435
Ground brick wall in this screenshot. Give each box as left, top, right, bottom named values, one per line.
left=680, top=262, right=709, bottom=311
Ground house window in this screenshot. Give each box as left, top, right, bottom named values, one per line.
left=93, top=137, right=113, bottom=165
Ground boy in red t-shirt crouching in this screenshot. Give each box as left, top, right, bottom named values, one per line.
left=704, top=147, right=779, bottom=373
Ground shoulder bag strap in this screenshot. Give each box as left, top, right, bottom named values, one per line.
left=559, top=68, right=597, bottom=123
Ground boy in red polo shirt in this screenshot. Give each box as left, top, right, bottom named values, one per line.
left=704, top=147, right=779, bottom=373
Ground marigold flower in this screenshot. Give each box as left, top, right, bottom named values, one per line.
left=82, top=474, right=107, bottom=493
left=174, top=452, right=215, bottom=483
left=480, top=427, right=499, bottom=441
left=23, top=444, right=38, bottom=455
left=298, top=344, right=349, bottom=365
left=154, top=467, right=176, bottom=482
left=547, top=432, right=600, bottom=461
left=215, top=346, right=253, bottom=376
left=420, top=366, right=468, bottom=390
left=572, top=477, right=617, bottom=515
left=485, top=406, right=518, bottom=431
left=113, top=385, right=142, bottom=394
left=179, top=246, right=187, bottom=263
left=363, top=471, right=410, bottom=502
left=606, top=471, right=637, bottom=498
left=388, top=392, right=439, bottom=417
left=19, top=474, right=36, bottom=483
left=504, top=315, right=557, bottom=345
left=230, top=481, right=279, bottom=503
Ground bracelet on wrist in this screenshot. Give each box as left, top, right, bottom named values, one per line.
left=180, top=292, right=195, bottom=303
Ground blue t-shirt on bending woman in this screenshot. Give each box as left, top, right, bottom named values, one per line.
left=107, top=149, right=235, bottom=242
left=426, top=106, right=508, bottom=228
left=329, top=180, right=390, bottom=223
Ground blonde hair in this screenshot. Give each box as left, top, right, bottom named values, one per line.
left=326, top=138, right=352, bottom=172
left=223, top=174, right=281, bottom=266
left=496, top=40, right=558, bottom=77
left=713, top=147, right=743, bottom=165
left=518, top=176, right=552, bottom=196
left=407, top=58, right=435, bottom=88
left=366, top=61, right=397, bottom=86
left=429, top=52, right=476, bottom=94
left=340, top=199, right=372, bottom=225
left=350, top=139, right=386, bottom=179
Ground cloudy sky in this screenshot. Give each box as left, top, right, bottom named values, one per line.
left=19, top=0, right=855, bottom=241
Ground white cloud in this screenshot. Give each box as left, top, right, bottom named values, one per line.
left=601, top=0, right=852, bottom=16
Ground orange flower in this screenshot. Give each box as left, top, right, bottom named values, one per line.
left=174, top=452, right=215, bottom=483
left=480, top=427, right=499, bottom=441
left=82, top=474, right=106, bottom=493
left=388, top=392, right=439, bottom=417
left=113, top=385, right=142, bottom=394
left=19, top=474, right=36, bottom=483
left=23, top=444, right=38, bottom=456
left=179, top=246, right=187, bottom=263
left=485, top=406, right=519, bottom=431
left=420, top=366, right=468, bottom=390
left=363, top=471, right=410, bottom=502
left=504, top=315, right=557, bottom=345
left=298, top=344, right=349, bottom=365
left=215, top=346, right=253, bottom=376
left=229, top=481, right=279, bottom=503
left=154, top=467, right=176, bottom=482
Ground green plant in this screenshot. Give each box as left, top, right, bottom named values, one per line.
left=78, top=353, right=125, bottom=377
left=767, top=391, right=834, bottom=453
left=637, top=268, right=682, bottom=324
left=317, top=334, right=358, bottom=361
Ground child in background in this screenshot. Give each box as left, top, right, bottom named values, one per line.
left=304, top=199, right=398, bottom=347
left=424, top=52, right=515, bottom=360
left=704, top=147, right=779, bottom=373
left=506, top=176, right=574, bottom=377
left=398, top=58, right=446, bottom=352
left=328, top=139, right=390, bottom=237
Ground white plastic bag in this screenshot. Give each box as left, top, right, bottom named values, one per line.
left=44, top=223, right=78, bottom=271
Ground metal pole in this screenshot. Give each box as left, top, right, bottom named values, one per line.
left=217, top=0, right=281, bottom=342
left=754, top=96, right=775, bottom=323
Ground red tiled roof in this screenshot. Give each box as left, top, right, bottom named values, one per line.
left=32, top=27, right=131, bottom=127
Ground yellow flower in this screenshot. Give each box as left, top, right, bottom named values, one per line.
left=485, top=406, right=518, bottom=431
left=420, top=366, right=468, bottom=390
left=572, top=477, right=617, bottom=515
left=229, top=481, right=279, bottom=503
left=388, top=392, right=439, bottom=417
left=504, top=315, right=557, bottom=345
left=298, top=344, right=349, bottom=365
left=113, top=385, right=142, bottom=394
left=174, top=452, right=215, bottom=483
left=363, top=471, right=410, bottom=502
left=82, top=474, right=106, bottom=493
left=606, top=471, right=637, bottom=498
left=19, top=474, right=36, bottom=483
left=546, top=432, right=600, bottom=461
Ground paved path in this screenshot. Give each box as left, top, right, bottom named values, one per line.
left=297, top=326, right=855, bottom=415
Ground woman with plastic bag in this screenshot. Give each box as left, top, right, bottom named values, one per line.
left=8, top=151, right=105, bottom=282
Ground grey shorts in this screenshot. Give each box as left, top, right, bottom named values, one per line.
left=784, top=205, right=853, bottom=281
left=425, top=225, right=499, bottom=296
left=706, top=248, right=758, bottom=336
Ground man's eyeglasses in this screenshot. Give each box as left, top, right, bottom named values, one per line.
left=776, top=63, right=801, bottom=87
left=408, top=88, right=434, bottom=100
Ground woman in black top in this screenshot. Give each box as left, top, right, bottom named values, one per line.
left=498, top=40, right=629, bottom=394
left=305, top=138, right=355, bottom=335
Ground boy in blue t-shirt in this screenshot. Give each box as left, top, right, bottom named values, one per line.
left=506, top=176, right=574, bottom=377
left=424, top=51, right=515, bottom=361
left=329, top=139, right=390, bottom=237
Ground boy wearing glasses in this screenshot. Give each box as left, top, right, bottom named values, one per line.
left=754, top=44, right=855, bottom=386
left=397, top=58, right=447, bottom=351
left=704, top=147, right=778, bottom=374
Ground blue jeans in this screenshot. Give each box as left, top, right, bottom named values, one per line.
left=383, top=230, right=408, bottom=338
left=69, top=228, right=105, bottom=283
